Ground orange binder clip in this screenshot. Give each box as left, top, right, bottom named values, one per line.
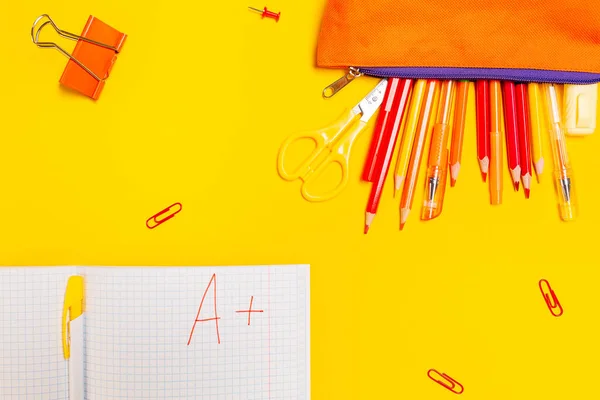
left=31, top=14, right=126, bottom=100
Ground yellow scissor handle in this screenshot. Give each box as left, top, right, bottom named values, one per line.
left=298, top=150, right=349, bottom=202
left=277, top=108, right=360, bottom=182
left=299, top=119, right=368, bottom=202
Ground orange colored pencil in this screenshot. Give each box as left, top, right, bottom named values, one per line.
left=489, top=80, right=503, bottom=205
left=399, top=80, right=439, bottom=230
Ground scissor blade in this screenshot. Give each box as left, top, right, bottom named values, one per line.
left=353, top=79, right=389, bottom=123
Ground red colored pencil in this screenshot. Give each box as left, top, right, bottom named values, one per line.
left=364, top=79, right=413, bottom=233
left=502, top=81, right=521, bottom=191
left=475, top=81, right=490, bottom=182
left=515, top=83, right=533, bottom=198
left=363, top=78, right=401, bottom=182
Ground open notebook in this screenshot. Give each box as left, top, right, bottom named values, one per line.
left=0, top=266, right=310, bottom=400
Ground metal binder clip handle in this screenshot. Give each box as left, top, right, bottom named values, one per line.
left=31, top=14, right=119, bottom=82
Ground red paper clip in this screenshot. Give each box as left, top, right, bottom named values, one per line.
left=146, top=203, right=182, bottom=229
left=427, top=369, right=464, bottom=394
left=539, top=279, right=563, bottom=317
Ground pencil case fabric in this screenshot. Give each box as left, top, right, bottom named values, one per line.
left=316, top=0, right=600, bottom=83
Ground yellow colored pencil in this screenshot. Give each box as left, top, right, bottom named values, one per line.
left=393, top=79, right=427, bottom=196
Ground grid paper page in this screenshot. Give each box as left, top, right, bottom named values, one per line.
left=83, top=265, right=310, bottom=400
left=0, top=267, right=75, bottom=400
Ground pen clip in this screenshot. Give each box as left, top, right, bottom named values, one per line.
left=427, top=369, right=464, bottom=394
left=62, top=276, right=85, bottom=359
left=539, top=279, right=563, bottom=317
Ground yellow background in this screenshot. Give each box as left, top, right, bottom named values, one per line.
left=1, top=0, right=600, bottom=398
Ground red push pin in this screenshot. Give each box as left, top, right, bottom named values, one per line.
left=248, top=6, right=281, bottom=22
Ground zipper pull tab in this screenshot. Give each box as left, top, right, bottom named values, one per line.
left=322, top=68, right=362, bottom=98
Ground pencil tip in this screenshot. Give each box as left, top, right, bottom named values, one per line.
left=511, top=169, right=521, bottom=191
left=364, top=212, right=376, bottom=233
left=400, top=208, right=410, bottom=231
left=450, top=163, right=460, bottom=187
left=534, top=159, right=545, bottom=180
left=522, top=174, right=532, bottom=199
left=479, top=158, right=490, bottom=182
left=394, top=176, right=405, bottom=194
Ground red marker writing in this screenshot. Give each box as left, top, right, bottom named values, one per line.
left=236, top=296, right=264, bottom=326
left=188, top=274, right=221, bottom=345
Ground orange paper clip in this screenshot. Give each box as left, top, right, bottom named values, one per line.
left=31, top=15, right=127, bottom=100
left=146, top=203, right=182, bottom=229
left=427, top=369, right=464, bottom=394
left=539, top=279, right=563, bottom=317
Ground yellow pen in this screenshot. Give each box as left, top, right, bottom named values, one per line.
left=393, top=79, right=427, bottom=195
left=543, top=84, right=577, bottom=221
left=528, top=83, right=545, bottom=182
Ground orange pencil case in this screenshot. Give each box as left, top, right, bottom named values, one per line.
left=317, top=0, right=600, bottom=94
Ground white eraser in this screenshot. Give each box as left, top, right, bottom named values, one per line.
left=564, top=84, right=597, bottom=135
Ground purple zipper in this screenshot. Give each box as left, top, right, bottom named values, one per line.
left=360, top=66, right=600, bottom=84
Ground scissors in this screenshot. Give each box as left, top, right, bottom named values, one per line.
left=277, top=79, right=388, bottom=202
